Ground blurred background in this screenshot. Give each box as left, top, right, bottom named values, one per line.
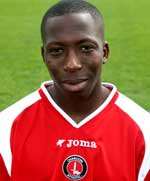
left=0, top=0, right=150, bottom=110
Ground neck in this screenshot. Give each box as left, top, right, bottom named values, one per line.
left=47, top=82, right=110, bottom=123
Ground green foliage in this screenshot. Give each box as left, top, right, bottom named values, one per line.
left=0, top=0, right=150, bottom=110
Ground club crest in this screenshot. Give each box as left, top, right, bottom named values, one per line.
left=62, top=155, right=88, bottom=180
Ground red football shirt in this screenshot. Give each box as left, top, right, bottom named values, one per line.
left=0, top=81, right=150, bottom=181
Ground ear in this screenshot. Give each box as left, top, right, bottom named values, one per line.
left=41, top=46, right=46, bottom=63
left=102, top=41, right=110, bottom=64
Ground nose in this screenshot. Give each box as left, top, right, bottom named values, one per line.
left=64, top=49, right=82, bottom=72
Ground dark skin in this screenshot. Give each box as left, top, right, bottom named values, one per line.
left=41, top=13, right=110, bottom=123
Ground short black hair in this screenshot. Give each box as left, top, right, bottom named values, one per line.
left=41, top=0, right=104, bottom=43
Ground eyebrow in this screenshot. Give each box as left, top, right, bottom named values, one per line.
left=78, top=38, right=99, bottom=45
left=45, top=42, right=64, bottom=49
left=46, top=38, right=99, bottom=47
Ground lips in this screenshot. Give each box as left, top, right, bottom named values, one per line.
left=61, top=78, right=88, bottom=92
left=62, top=78, right=88, bottom=85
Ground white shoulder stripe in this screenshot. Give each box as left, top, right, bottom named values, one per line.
left=0, top=91, right=41, bottom=176
left=115, top=93, right=150, bottom=181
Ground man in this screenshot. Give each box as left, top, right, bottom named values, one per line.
left=0, top=0, right=150, bottom=180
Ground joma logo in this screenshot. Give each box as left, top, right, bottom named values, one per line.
left=56, top=139, right=97, bottom=149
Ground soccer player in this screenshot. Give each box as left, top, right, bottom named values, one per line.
left=0, top=0, right=150, bottom=180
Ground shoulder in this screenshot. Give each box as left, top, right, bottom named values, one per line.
left=0, top=90, right=41, bottom=122
left=115, top=92, right=150, bottom=180
left=0, top=90, right=41, bottom=175
left=0, top=90, right=41, bottom=150
left=115, top=92, right=150, bottom=143
left=103, top=82, right=150, bottom=128
left=115, top=92, right=150, bottom=129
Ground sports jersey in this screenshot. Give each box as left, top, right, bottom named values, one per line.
left=0, top=81, right=150, bottom=181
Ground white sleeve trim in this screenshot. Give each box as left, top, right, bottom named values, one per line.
left=0, top=91, right=41, bottom=176
left=115, top=93, right=150, bottom=181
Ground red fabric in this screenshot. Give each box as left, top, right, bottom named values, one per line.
left=0, top=83, right=149, bottom=180
left=8, top=89, right=145, bottom=180
left=145, top=171, right=150, bottom=181
left=0, top=154, right=10, bottom=181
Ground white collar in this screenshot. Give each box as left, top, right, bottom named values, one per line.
left=41, top=80, right=117, bottom=128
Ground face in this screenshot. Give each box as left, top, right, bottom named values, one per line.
left=42, top=13, right=109, bottom=97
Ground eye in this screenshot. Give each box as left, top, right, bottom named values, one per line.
left=80, top=44, right=96, bottom=53
left=47, top=47, right=64, bottom=56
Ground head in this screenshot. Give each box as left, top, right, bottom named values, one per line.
left=41, top=0, right=105, bottom=43
left=41, top=0, right=109, bottom=97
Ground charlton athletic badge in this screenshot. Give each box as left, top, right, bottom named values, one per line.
left=62, top=155, right=88, bottom=180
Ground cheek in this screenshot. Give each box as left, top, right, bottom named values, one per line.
left=85, top=52, right=103, bottom=73
left=93, top=52, right=103, bottom=65
left=45, top=59, right=62, bottom=79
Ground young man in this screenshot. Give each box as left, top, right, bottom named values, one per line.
left=0, top=0, right=150, bottom=180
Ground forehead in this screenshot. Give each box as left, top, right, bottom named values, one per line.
left=44, top=13, right=103, bottom=45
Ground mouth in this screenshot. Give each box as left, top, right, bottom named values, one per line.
left=62, top=78, right=88, bottom=84
left=62, top=78, right=88, bottom=92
